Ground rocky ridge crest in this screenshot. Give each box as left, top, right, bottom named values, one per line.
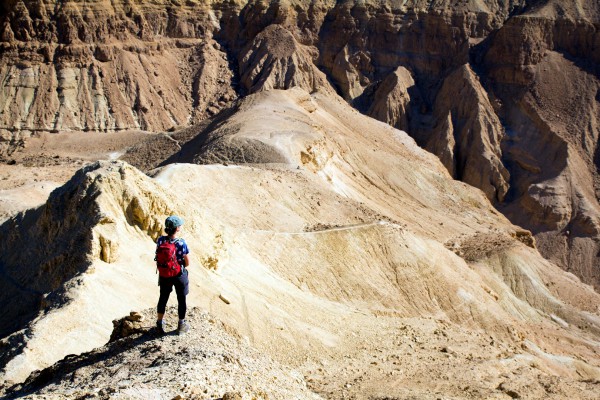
left=1, top=0, right=599, bottom=290
left=6, top=308, right=322, bottom=400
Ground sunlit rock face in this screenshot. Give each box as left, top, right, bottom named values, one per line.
left=0, top=6, right=599, bottom=396
left=1, top=1, right=599, bottom=289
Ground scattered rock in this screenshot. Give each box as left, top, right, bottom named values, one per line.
left=126, top=312, right=145, bottom=322
left=497, top=382, right=521, bottom=399
left=511, top=230, right=535, bottom=249
left=219, top=294, right=231, bottom=305
left=7, top=309, right=322, bottom=399
left=110, top=314, right=147, bottom=342
left=222, top=391, right=243, bottom=400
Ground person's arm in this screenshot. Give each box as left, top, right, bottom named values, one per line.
left=179, top=239, right=190, bottom=267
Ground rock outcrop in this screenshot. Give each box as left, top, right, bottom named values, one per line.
left=8, top=308, right=323, bottom=400
left=476, top=3, right=600, bottom=288
left=239, top=24, right=333, bottom=94
left=426, top=64, right=510, bottom=202
left=0, top=0, right=242, bottom=141
left=367, top=66, right=418, bottom=133
left=0, top=160, right=179, bottom=378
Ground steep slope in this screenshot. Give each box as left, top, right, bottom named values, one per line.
left=425, top=64, right=509, bottom=203
left=1, top=89, right=599, bottom=399
left=477, top=6, right=600, bottom=289
left=2, top=0, right=599, bottom=292
left=7, top=308, right=323, bottom=400
left=0, top=0, right=241, bottom=141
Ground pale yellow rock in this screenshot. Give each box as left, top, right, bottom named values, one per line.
left=0, top=90, right=598, bottom=397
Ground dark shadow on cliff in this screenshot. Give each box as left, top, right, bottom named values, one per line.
left=158, top=104, right=243, bottom=167
left=0, top=169, right=102, bottom=339
left=594, top=136, right=600, bottom=203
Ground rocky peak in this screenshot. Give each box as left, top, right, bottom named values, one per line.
left=7, top=308, right=323, bottom=400
left=239, top=24, right=333, bottom=94
left=0, top=160, right=175, bottom=338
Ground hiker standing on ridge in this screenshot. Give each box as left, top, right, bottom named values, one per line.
left=155, top=215, right=190, bottom=334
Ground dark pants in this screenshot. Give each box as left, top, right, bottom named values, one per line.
left=157, top=269, right=189, bottom=320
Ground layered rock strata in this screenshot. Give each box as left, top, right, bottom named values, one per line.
left=1, top=0, right=599, bottom=288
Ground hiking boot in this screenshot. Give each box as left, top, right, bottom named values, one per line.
left=156, top=320, right=166, bottom=335
left=178, top=320, right=190, bottom=334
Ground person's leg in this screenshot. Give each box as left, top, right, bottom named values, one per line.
left=174, top=271, right=190, bottom=333
left=157, top=280, right=173, bottom=319
left=174, top=278, right=187, bottom=321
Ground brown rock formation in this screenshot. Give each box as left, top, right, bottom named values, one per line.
left=427, top=64, right=509, bottom=202
left=477, top=3, right=600, bottom=288
left=367, top=66, right=417, bottom=132
left=239, top=24, right=332, bottom=94
left=0, top=160, right=176, bottom=340
left=1, top=0, right=599, bottom=289
left=0, top=0, right=243, bottom=140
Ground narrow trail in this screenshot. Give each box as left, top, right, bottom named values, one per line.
left=244, top=220, right=400, bottom=236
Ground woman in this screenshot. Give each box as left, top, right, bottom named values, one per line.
left=155, top=215, right=190, bottom=334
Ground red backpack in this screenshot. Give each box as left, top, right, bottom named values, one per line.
left=155, top=239, right=182, bottom=278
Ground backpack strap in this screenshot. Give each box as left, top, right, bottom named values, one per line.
left=170, top=238, right=186, bottom=268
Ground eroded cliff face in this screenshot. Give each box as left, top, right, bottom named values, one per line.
left=476, top=5, right=600, bottom=288
left=426, top=64, right=509, bottom=202
left=0, top=0, right=242, bottom=145
left=1, top=0, right=599, bottom=288
left=0, top=0, right=526, bottom=140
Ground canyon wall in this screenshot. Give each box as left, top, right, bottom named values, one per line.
left=1, top=0, right=599, bottom=288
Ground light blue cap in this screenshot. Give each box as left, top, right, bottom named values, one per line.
left=165, top=215, right=184, bottom=229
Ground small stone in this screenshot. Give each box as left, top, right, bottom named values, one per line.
left=219, top=294, right=231, bottom=304
left=126, top=311, right=145, bottom=322
left=222, top=392, right=242, bottom=400
left=497, top=382, right=520, bottom=399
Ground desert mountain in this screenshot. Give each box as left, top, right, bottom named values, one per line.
left=1, top=0, right=600, bottom=398
left=1, top=88, right=599, bottom=398
left=1, top=0, right=599, bottom=293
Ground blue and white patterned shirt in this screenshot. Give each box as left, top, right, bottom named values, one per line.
left=156, top=236, right=190, bottom=266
